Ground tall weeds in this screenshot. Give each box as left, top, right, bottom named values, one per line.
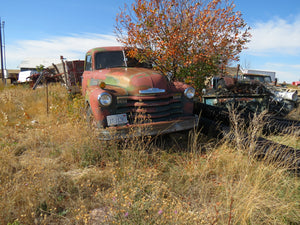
left=0, top=84, right=299, bottom=224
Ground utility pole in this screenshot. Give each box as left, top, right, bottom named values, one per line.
left=0, top=18, right=5, bottom=84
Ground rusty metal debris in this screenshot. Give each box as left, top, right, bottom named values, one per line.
left=30, top=58, right=84, bottom=93
left=197, top=75, right=300, bottom=173
left=202, top=76, right=298, bottom=117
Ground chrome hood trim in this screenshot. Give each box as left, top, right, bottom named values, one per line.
left=139, top=88, right=166, bottom=94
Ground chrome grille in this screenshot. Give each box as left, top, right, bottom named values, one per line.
left=115, top=95, right=185, bottom=123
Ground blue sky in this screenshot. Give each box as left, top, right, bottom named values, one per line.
left=1, top=0, right=300, bottom=83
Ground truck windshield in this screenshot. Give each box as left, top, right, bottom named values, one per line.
left=95, top=51, right=125, bottom=69
left=243, top=75, right=271, bottom=83
left=264, top=77, right=271, bottom=83
left=95, top=50, right=152, bottom=70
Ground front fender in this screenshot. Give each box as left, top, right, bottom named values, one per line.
left=172, top=82, right=194, bottom=114
left=86, top=86, right=110, bottom=126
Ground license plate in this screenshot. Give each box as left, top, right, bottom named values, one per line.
left=107, top=114, right=128, bottom=126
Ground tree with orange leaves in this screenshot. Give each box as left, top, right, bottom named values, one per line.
left=115, top=0, right=250, bottom=91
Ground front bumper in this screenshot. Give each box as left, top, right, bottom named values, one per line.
left=97, top=115, right=198, bottom=140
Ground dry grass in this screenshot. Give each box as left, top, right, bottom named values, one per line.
left=286, top=106, right=300, bottom=121
left=0, top=84, right=299, bottom=225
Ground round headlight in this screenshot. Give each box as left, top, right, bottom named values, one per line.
left=184, top=87, right=195, bottom=99
left=98, top=93, right=112, bottom=106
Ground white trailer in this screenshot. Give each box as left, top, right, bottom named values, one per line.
left=17, top=70, right=34, bottom=83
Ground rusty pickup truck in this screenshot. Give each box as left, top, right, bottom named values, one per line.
left=81, top=46, right=198, bottom=140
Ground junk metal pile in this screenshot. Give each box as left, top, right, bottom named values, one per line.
left=202, top=76, right=298, bottom=116
left=196, top=76, right=300, bottom=174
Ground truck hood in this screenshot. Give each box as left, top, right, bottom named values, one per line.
left=95, top=67, right=170, bottom=95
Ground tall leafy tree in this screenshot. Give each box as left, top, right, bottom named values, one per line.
left=115, top=0, right=250, bottom=92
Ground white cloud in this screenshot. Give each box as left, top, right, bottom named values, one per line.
left=247, top=16, right=300, bottom=55
left=240, top=15, right=300, bottom=83
left=265, top=62, right=300, bottom=70
left=5, top=33, right=120, bottom=69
